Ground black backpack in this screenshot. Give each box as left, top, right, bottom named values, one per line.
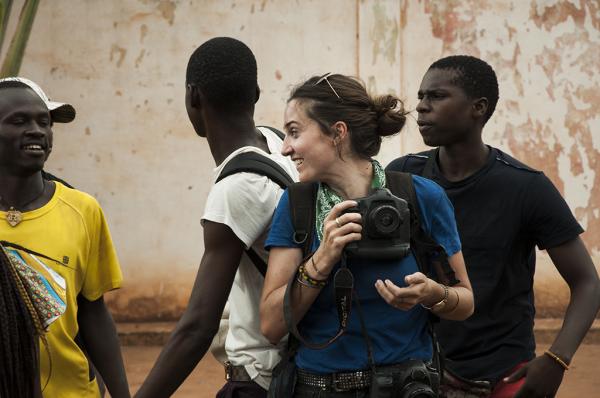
left=214, top=126, right=294, bottom=276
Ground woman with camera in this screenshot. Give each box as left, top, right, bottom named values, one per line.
left=260, top=74, right=474, bottom=397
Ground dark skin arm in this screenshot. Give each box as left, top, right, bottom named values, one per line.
left=134, top=221, right=245, bottom=398
left=506, top=237, right=600, bottom=397
left=78, top=295, right=130, bottom=398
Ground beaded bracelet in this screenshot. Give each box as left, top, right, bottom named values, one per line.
left=296, top=263, right=328, bottom=289
left=544, top=350, right=569, bottom=370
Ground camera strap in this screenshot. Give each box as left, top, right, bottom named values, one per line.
left=352, top=282, right=377, bottom=372
left=283, top=252, right=355, bottom=350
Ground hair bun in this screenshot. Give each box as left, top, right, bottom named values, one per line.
left=372, top=95, right=407, bottom=137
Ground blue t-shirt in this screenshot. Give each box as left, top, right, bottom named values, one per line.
left=265, top=175, right=461, bottom=374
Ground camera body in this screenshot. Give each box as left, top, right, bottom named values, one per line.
left=343, top=188, right=411, bottom=260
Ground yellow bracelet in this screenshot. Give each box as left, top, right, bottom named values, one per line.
left=544, top=350, right=569, bottom=370
left=297, top=263, right=328, bottom=288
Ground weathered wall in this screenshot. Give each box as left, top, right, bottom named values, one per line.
left=399, top=0, right=600, bottom=316
left=7, top=0, right=598, bottom=320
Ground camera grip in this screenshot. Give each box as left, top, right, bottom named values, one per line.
left=369, top=371, right=393, bottom=398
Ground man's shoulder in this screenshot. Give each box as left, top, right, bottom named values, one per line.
left=204, top=164, right=285, bottom=229
left=55, top=182, right=103, bottom=221
left=211, top=169, right=281, bottom=197
left=491, top=148, right=542, bottom=176
left=386, top=149, right=434, bottom=174
left=57, top=182, right=100, bottom=206
left=256, top=125, right=285, bottom=140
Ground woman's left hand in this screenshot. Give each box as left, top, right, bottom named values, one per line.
left=374, top=272, right=442, bottom=311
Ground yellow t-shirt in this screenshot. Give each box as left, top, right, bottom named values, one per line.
left=0, top=181, right=123, bottom=397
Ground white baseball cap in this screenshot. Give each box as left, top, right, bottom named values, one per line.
left=0, top=76, right=76, bottom=123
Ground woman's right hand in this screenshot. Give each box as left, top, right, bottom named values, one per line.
left=314, top=200, right=362, bottom=275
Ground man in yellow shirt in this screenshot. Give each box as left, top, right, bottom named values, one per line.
left=0, top=77, right=130, bottom=397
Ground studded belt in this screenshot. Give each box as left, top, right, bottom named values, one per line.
left=296, top=368, right=372, bottom=392
left=224, top=361, right=252, bottom=382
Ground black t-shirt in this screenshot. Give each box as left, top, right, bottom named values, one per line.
left=386, top=147, right=583, bottom=383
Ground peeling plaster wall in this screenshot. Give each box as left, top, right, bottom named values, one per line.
left=399, top=0, right=600, bottom=317
left=9, top=0, right=598, bottom=320
left=16, top=0, right=359, bottom=321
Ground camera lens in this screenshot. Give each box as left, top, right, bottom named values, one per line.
left=401, top=382, right=436, bottom=398
left=369, top=204, right=401, bottom=236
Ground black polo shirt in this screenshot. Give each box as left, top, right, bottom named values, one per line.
left=386, top=147, right=583, bottom=383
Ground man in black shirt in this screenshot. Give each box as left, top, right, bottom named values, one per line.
left=387, top=55, right=600, bottom=398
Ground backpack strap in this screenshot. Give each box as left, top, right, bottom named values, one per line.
left=385, top=171, right=458, bottom=286
left=422, top=148, right=438, bottom=180
left=284, top=182, right=353, bottom=350
left=385, top=170, right=458, bottom=383
left=385, top=171, right=430, bottom=275
left=257, top=125, right=285, bottom=141
left=216, top=151, right=293, bottom=189
left=42, top=170, right=74, bottom=189
left=244, top=248, right=267, bottom=276
left=288, top=182, right=318, bottom=257
left=0, top=240, right=65, bottom=265
left=215, top=142, right=294, bottom=277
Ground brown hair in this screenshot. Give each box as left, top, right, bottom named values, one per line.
left=288, top=74, right=407, bottom=158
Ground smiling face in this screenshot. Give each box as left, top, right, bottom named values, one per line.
left=416, top=68, right=477, bottom=147
left=0, top=87, right=53, bottom=177
left=282, top=99, right=338, bottom=183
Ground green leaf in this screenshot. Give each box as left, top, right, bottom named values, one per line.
left=1, top=0, right=39, bottom=77
left=0, top=0, right=14, bottom=57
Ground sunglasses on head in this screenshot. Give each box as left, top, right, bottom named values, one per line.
left=314, top=73, right=341, bottom=100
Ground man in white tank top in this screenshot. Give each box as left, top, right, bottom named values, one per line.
left=135, top=37, right=297, bottom=398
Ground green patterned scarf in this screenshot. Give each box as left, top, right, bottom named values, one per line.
left=315, top=159, right=386, bottom=242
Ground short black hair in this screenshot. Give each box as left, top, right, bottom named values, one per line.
left=429, top=55, right=499, bottom=122
left=0, top=80, right=30, bottom=90
left=186, top=37, right=258, bottom=110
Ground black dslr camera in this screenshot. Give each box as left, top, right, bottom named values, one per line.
left=369, top=360, right=438, bottom=398
left=396, top=361, right=438, bottom=398
left=343, top=188, right=410, bottom=260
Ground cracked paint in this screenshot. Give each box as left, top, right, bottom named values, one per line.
left=23, top=0, right=598, bottom=321
left=109, top=44, right=127, bottom=67
left=417, top=0, right=599, bottom=254
left=370, top=0, right=399, bottom=65
left=407, top=0, right=600, bottom=316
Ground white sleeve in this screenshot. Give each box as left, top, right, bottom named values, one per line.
left=202, top=172, right=282, bottom=249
